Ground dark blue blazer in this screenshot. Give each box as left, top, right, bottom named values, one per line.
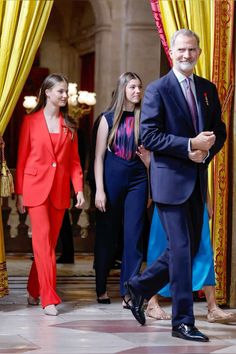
left=140, top=70, right=226, bottom=204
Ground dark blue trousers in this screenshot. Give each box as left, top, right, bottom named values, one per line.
left=94, top=151, right=148, bottom=297
left=129, top=178, right=204, bottom=327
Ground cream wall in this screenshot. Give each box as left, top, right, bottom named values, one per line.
left=92, top=0, right=160, bottom=115
left=39, top=0, right=161, bottom=118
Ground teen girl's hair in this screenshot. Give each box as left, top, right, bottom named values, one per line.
left=107, top=72, right=142, bottom=147
left=31, top=73, right=76, bottom=129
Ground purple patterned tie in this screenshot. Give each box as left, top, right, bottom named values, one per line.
left=185, top=77, right=198, bottom=133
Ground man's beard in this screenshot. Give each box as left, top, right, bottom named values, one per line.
left=176, top=60, right=197, bottom=72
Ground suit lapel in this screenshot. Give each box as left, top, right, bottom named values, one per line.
left=194, top=75, right=206, bottom=132
left=54, top=114, right=69, bottom=155
left=167, top=71, right=195, bottom=131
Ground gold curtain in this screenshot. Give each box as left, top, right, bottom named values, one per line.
left=211, top=1, right=234, bottom=303
left=158, top=0, right=213, bottom=79
left=153, top=0, right=234, bottom=303
left=0, top=0, right=54, bottom=297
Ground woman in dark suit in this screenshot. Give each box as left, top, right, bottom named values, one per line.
left=94, top=72, right=149, bottom=306
left=15, top=74, right=85, bottom=316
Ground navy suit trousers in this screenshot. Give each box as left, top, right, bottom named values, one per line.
left=94, top=151, right=148, bottom=297
left=129, top=176, right=204, bottom=327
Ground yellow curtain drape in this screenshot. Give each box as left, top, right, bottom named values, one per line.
left=156, top=0, right=234, bottom=304
left=0, top=0, right=54, bottom=297
left=211, top=0, right=234, bottom=303
left=158, top=0, right=213, bottom=79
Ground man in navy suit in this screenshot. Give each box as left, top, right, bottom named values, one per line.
left=125, top=29, right=226, bottom=342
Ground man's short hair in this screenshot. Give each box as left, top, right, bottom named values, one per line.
left=170, top=29, right=200, bottom=48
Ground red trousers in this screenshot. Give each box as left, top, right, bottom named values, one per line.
left=27, top=198, right=65, bottom=308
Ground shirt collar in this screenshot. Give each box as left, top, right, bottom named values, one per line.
left=172, top=68, right=194, bottom=84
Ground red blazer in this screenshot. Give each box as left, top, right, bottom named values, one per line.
left=15, top=110, right=83, bottom=209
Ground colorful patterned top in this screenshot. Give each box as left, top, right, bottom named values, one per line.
left=111, top=111, right=137, bottom=160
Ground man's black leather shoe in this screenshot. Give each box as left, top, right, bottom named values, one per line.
left=124, top=281, right=145, bottom=325
left=172, top=323, right=209, bottom=342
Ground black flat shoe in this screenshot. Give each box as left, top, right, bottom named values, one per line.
left=124, top=281, right=145, bottom=325
left=56, top=256, right=74, bottom=264
left=97, top=298, right=111, bottom=304
left=111, top=260, right=122, bottom=270
left=172, top=323, right=209, bottom=342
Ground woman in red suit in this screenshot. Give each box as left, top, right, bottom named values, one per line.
left=15, top=73, right=85, bottom=316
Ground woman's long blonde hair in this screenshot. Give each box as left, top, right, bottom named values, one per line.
left=107, top=72, right=142, bottom=148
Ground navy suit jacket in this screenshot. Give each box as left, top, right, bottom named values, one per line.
left=141, top=70, right=226, bottom=204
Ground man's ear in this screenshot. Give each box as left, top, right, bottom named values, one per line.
left=198, top=48, right=202, bottom=57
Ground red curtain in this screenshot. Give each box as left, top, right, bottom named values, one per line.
left=149, top=0, right=171, bottom=66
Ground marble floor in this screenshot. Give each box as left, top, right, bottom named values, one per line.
left=1, top=254, right=236, bottom=354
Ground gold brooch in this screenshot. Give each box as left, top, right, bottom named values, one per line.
left=63, top=126, right=68, bottom=134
